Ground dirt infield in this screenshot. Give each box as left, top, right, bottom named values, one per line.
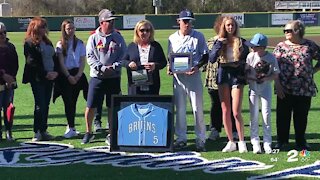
left=268, top=35, right=320, bottom=49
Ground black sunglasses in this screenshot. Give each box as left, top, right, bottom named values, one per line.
left=283, top=29, right=294, bottom=34
left=0, top=31, right=7, bottom=35
left=139, top=28, right=150, bottom=33
left=106, top=19, right=114, bottom=23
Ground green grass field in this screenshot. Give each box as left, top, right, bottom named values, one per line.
left=0, top=27, right=319, bottom=180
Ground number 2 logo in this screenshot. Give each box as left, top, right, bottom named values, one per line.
left=287, top=150, right=299, bottom=162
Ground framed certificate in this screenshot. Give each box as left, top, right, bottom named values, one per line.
left=169, top=53, right=192, bottom=73
left=130, top=69, right=153, bottom=86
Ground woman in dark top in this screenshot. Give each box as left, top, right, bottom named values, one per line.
left=122, top=20, right=167, bottom=95
left=22, top=17, right=58, bottom=142
left=0, top=22, right=18, bottom=141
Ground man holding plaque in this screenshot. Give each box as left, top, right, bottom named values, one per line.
left=167, top=9, right=208, bottom=152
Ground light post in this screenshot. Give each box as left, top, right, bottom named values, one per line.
left=153, top=0, right=161, bottom=14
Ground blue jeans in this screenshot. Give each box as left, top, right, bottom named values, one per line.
left=30, top=80, right=53, bottom=133
left=0, top=88, right=14, bottom=131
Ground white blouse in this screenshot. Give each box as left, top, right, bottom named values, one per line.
left=56, top=39, right=86, bottom=69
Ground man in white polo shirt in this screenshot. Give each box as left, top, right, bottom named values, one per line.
left=167, top=9, right=208, bottom=152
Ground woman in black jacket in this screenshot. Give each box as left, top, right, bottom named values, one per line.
left=122, top=20, right=167, bottom=95
left=22, top=17, right=58, bottom=141
left=0, top=22, right=18, bottom=141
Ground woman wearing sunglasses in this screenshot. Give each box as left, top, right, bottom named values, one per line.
left=273, top=20, right=320, bottom=150
left=122, top=20, right=167, bottom=95
left=0, top=22, right=18, bottom=141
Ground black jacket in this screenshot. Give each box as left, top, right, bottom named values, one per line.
left=122, top=41, right=167, bottom=94
left=22, top=39, right=58, bottom=84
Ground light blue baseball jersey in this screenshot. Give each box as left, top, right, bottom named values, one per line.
left=117, top=103, right=168, bottom=146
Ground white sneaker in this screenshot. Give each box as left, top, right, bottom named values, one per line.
left=264, top=143, right=272, bottom=154
left=64, top=128, right=80, bottom=138
left=238, top=141, right=248, bottom=153
left=222, top=141, right=237, bottom=152
left=208, top=128, right=220, bottom=141
left=105, top=134, right=110, bottom=145
left=252, top=144, right=262, bottom=154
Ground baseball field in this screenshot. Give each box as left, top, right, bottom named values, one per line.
left=0, top=27, right=319, bottom=180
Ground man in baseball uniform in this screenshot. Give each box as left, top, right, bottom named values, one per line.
left=167, top=9, right=208, bottom=152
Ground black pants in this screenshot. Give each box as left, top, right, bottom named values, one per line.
left=61, top=81, right=81, bottom=128
left=61, top=69, right=84, bottom=128
left=94, top=98, right=104, bottom=124
left=30, top=80, right=53, bottom=133
left=0, top=88, right=14, bottom=131
left=276, top=93, right=311, bottom=145
left=208, top=89, right=236, bottom=132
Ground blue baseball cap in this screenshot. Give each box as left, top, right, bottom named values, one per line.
left=246, top=33, right=268, bottom=47
left=177, top=9, right=195, bottom=20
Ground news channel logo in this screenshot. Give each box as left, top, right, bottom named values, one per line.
left=287, top=149, right=311, bottom=162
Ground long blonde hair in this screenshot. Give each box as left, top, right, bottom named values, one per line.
left=218, top=16, right=242, bottom=63
left=133, top=20, right=155, bottom=44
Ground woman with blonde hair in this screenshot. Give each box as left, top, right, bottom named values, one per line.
left=209, top=16, right=249, bottom=153
left=22, top=17, right=58, bottom=141
left=122, top=20, right=167, bottom=95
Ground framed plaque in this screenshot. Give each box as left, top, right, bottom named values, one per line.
left=130, top=69, right=153, bottom=86
left=110, top=95, right=174, bottom=152
left=169, top=53, right=192, bottom=73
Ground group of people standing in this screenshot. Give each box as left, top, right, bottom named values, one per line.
left=204, top=14, right=320, bottom=153
left=0, top=9, right=167, bottom=145
left=168, top=9, right=320, bottom=153
left=0, top=9, right=319, bottom=154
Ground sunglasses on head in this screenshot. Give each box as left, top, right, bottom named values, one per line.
left=139, top=28, right=150, bottom=33
left=0, top=31, right=6, bottom=35
left=283, top=29, right=294, bottom=34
